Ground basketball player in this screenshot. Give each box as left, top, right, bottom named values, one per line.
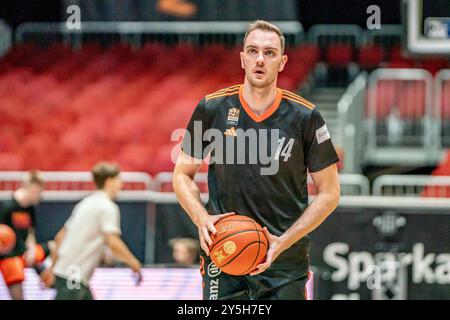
left=0, top=171, right=46, bottom=300
left=50, top=162, right=142, bottom=300
left=173, top=20, right=340, bottom=300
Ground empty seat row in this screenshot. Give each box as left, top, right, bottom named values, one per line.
left=0, top=42, right=319, bottom=173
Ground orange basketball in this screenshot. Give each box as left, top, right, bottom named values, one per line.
left=209, top=215, right=268, bottom=276
left=0, top=224, right=16, bottom=255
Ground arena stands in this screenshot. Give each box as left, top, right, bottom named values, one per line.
left=0, top=42, right=318, bottom=174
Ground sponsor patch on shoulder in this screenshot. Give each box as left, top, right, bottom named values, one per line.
left=227, top=107, right=240, bottom=125
left=316, top=124, right=331, bottom=144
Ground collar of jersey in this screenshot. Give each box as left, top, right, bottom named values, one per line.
left=238, top=85, right=282, bottom=123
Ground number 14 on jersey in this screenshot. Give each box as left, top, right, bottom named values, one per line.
left=274, top=137, right=294, bottom=162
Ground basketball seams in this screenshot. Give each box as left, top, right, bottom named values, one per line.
left=209, top=229, right=265, bottom=252
left=219, top=241, right=265, bottom=271
left=225, top=242, right=268, bottom=276
left=242, top=220, right=263, bottom=275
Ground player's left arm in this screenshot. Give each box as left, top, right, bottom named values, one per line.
left=251, top=163, right=340, bottom=275
left=24, top=227, right=38, bottom=266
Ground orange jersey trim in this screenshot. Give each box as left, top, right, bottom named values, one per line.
left=209, top=84, right=240, bottom=95
left=206, top=90, right=240, bottom=101
left=206, top=85, right=241, bottom=100
left=238, top=85, right=282, bottom=123
left=282, top=90, right=315, bottom=110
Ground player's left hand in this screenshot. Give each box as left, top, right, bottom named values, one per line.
left=23, top=243, right=37, bottom=267
left=249, top=227, right=285, bottom=276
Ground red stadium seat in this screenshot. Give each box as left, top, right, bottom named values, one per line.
left=367, top=80, right=398, bottom=119
left=326, top=43, right=353, bottom=66
left=0, top=153, right=24, bottom=170
left=358, top=45, right=384, bottom=69
left=398, top=81, right=426, bottom=119
left=420, top=58, right=449, bottom=75
left=385, top=60, right=415, bottom=69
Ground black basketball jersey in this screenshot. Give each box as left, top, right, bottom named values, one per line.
left=0, top=198, right=36, bottom=259
left=182, top=84, right=339, bottom=271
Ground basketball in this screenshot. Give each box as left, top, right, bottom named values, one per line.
left=0, top=224, right=16, bottom=255
left=209, top=215, right=268, bottom=275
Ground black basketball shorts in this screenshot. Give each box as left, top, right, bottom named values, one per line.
left=200, top=253, right=310, bottom=300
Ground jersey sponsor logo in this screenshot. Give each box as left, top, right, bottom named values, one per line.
left=11, top=211, right=32, bottom=229
left=212, top=241, right=236, bottom=264
left=227, top=107, right=240, bottom=125
left=207, top=261, right=222, bottom=278
left=316, top=124, right=331, bottom=144
left=224, top=127, right=238, bottom=137
left=207, top=262, right=221, bottom=300
left=209, top=278, right=219, bottom=300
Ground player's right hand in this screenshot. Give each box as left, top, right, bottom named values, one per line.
left=40, top=268, right=56, bottom=288
left=196, top=212, right=235, bottom=256
left=133, top=271, right=143, bottom=286
left=129, top=257, right=142, bottom=275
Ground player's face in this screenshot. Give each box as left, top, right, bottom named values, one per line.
left=25, top=183, right=43, bottom=205
left=108, top=176, right=123, bottom=198
left=240, top=29, right=287, bottom=89
left=173, top=243, right=194, bottom=265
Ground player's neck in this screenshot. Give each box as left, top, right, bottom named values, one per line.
left=99, top=188, right=116, bottom=200
left=14, top=188, right=29, bottom=207
left=242, top=81, right=278, bottom=116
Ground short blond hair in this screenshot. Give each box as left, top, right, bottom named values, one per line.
left=243, top=20, right=285, bottom=54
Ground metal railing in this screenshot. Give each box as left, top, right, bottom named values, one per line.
left=15, top=21, right=304, bottom=48
left=13, top=22, right=408, bottom=50
left=365, top=68, right=440, bottom=166
left=4, top=190, right=450, bottom=209
left=6, top=170, right=450, bottom=198
left=4, top=190, right=450, bottom=208
left=155, top=171, right=370, bottom=196
left=435, top=69, right=450, bottom=147
left=12, top=22, right=406, bottom=51
left=0, top=20, right=12, bottom=57
left=373, top=175, right=450, bottom=197
left=337, top=72, right=368, bottom=173
left=307, top=24, right=364, bottom=48
left=0, top=171, right=154, bottom=191
left=365, top=24, right=403, bottom=51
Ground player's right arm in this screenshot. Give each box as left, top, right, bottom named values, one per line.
left=105, top=233, right=141, bottom=273
left=173, top=98, right=234, bottom=255
left=45, top=226, right=66, bottom=271
left=173, top=151, right=234, bottom=255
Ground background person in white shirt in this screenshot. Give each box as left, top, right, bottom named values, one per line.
left=51, top=162, right=142, bottom=300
